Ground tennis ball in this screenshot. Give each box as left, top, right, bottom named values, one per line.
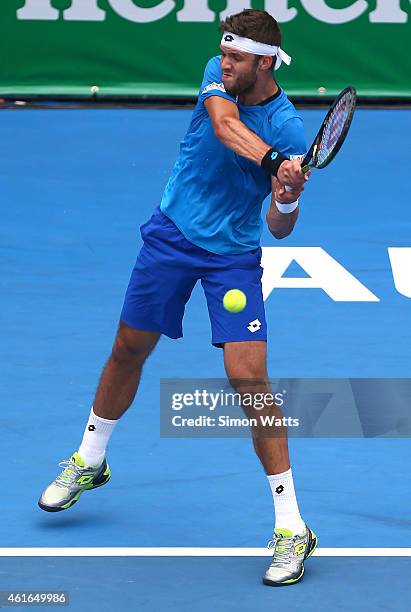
left=223, top=289, right=247, bottom=313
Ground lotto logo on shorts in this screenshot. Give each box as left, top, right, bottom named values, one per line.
left=247, top=319, right=262, bottom=333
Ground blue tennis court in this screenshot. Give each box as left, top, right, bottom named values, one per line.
left=1, top=108, right=410, bottom=610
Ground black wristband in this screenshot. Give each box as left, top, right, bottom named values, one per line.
left=261, top=148, right=289, bottom=177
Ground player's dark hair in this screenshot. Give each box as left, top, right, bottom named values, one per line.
left=219, top=9, right=282, bottom=47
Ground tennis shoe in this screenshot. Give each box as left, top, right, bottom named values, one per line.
left=38, top=452, right=111, bottom=512
left=262, top=525, right=317, bottom=586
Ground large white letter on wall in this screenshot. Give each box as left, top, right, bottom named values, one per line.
left=261, top=247, right=380, bottom=301
left=300, top=0, right=368, bottom=24
left=107, top=0, right=175, bottom=23
left=177, top=0, right=215, bottom=23
left=17, top=0, right=59, bottom=20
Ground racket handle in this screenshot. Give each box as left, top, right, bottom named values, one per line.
left=284, top=163, right=311, bottom=191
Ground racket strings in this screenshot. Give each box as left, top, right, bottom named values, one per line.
left=317, top=92, right=354, bottom=165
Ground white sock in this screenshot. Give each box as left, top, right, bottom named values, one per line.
left=267, top=468, right=305, bottom=535
left=77, top=407, right=118, bottom=467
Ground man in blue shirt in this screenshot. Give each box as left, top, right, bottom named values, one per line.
left=39, top=9, right=316, bottom=586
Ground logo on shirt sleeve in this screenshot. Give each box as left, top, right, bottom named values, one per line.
left=202, top=82, right=226, bottom=95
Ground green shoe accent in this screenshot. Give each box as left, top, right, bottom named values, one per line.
left=282, top=566, right=304, bottom=584
left=274, top=528, right=293, bottom=538
left=71, top=452, right=85, bottom=468
left=77, top=475, right=94, bottom=486
left=61, top=490, right=82, bottom=509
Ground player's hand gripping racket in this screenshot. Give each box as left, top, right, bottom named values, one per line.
left=285, top=86, right=357, bottom=191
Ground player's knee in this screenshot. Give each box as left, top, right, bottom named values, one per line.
left=226, top=364, right=268, bottom=392
left=111, top=332, right=151, bottom=367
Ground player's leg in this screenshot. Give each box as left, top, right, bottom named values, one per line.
left=75, top=323, right=160, bottom=467
left=39, top=207, right=197, bottom=512
left=223, top=340, right=290, bottom=475
left=93, top=322, right=160, bottom=421
left=38, top=324, right=160, bottom=513
left=223, top=340, right=317, bottom=586
left=223, top=340, right=303, bottom=531
left=203, top=264, right=306, bottom=531
left=202, top=249, right=316, bottom=586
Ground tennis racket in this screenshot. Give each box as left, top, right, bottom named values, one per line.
left=302, top=86, right=357, bottom=172
left=284, top=86, right=356, bottom=193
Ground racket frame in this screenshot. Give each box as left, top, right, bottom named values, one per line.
left=302, top=86, right=357, bottom=172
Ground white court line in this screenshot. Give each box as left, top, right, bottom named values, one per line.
left=0, top=548, right=410, bottom=557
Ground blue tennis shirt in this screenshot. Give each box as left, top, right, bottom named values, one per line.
left=160, top=56, right=306, bottom=255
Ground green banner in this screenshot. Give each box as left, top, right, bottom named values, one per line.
left=0, top=1, right=410, bottom=98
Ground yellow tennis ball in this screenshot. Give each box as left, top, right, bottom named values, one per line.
left=223, top=289, right=247, bottom=313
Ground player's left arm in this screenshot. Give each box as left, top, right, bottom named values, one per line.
left=266, top=117, right=308, bottom=239
left=266, top=177, right=302, bottom=239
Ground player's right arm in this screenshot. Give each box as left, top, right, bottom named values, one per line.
left=204, top=96, right=304, bottom=187
left=199, top=57, right=305, bottom=187
left=205, top=96, right=269, bottom=164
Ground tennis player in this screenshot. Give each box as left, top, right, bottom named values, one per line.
left=39, top=9, right=316, bottom=586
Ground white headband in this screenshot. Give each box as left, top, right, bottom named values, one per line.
left=221, top=32, right=291, bottom=70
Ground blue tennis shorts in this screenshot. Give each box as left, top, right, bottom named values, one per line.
left=120, top=207, right=267, bottom=347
